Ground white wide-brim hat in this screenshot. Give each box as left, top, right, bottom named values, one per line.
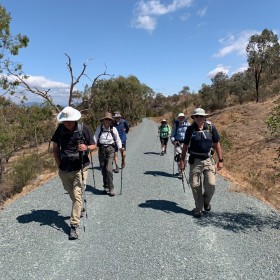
left=161, top=119, right=167, bottom=122
left=177, top=113, right=185, bottom=118
left=191, top=108, right=208, bottom=119
left=57, top=106, right=81, bottom=123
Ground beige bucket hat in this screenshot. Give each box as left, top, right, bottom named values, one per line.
left=191, top=108, right=208, bottom=119
left=100, top=112, right=113, bottom=121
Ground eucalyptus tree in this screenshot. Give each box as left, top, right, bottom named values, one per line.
left=246, top=29, right=280, bottom=102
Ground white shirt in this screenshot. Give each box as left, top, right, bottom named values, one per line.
left=93, top=125, right=122, bottom=149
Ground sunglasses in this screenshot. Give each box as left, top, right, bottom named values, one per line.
left=194, top=115, right=204, bottom=118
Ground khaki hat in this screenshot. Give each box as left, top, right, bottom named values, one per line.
left=191, top=108, right=208, bottom=119
left=57, top=106, right=81, bottom=123
left=113, top=111, right=121, bottom=118
left=100, top=112, right=113, bottom=121
left=177, top=113, right=185, bottom=118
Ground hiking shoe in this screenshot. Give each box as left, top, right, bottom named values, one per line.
left=204, top=204, right=211, bottom=212
left=109, top=187, right=116, bottom=196
left=177, top=172, right=183, bottom=179
left=69, top=225, right=78, bottom=240
left=193, top=210, right=202, bottom=218
left=160, top=151, right=164, bottom=156
left=103, top=186, right=109, bottom=194
left=80, top=208, right=86, bottom=218
left=121, top=158, right=125, bottom=168
left=114, top=166, right=120, bottom=173
left=164, top=150, right=167, bottom=154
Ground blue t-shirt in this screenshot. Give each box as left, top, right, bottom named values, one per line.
left=113, top=119, right=129, bottom=143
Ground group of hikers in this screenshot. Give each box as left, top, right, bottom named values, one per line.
left=51, top=106, right=223, bottom=240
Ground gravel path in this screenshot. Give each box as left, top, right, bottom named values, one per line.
left=1, top=118, right=279, bottom=280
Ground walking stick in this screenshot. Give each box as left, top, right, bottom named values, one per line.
left=181, top=170, right=186, bottom=193
left=78, top=147, right=87, bottom=232
left=173, top=145, right=176, bottom=175
left=89, top=151, right=96, bottom=189
left=120, top=166, right=123, bottom=195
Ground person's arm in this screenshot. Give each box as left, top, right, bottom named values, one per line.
left=124, top=120, right=130, bottom=133
left=113, top=127, right=123, bottom=150
left=213, top=141, right=223, bottom=170
left=77, top=125, right=97, bottom=152
left=52, top=142, right=61, bottom=168
left=170, top=124, right=176, bottom=142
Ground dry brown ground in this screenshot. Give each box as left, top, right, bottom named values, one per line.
left=2, top=98, right=279, bottom=211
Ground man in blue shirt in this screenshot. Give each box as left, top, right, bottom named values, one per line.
left=113, top=111, right=130, bottom=173
left=170, top=112, right=190, bottom=178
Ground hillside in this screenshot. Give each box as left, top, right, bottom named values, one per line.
left=157, top=96, right=279, bottom=210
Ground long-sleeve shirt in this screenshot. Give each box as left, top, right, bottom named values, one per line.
left=170, top=119, right=190, bottom=142
left=93, top=125, right=122, bottom=149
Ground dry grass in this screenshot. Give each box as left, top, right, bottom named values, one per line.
left=2, top=98, right=280, bottom=211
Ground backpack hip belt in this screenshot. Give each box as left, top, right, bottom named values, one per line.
left=60, top=152, right=80, bottom=158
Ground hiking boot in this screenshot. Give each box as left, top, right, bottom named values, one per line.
left=160, top=151, right=164, bottom=156
left=103, top=186, right=109, bottom=194
left=114, top=166, right=120, bottom=173
left=164, top=150, right=167, bottom=154
left=121, top=158, right=125, bottom=168
left=80, top=208, right=86, bottom=218
left=177, top=172, right=183, bottom=179
left=69, top=225, right=78, bottom=240
left=204, top=203, right=211, bottom=212
left=109, top=187, right=116, bottom=196
left=193, top=210, right=202, bottom=218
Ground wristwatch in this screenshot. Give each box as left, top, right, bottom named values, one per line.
left=218, top=159, right=223, bottom=162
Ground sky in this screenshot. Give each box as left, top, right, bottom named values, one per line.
left=1, top=0, right=280, bottom=105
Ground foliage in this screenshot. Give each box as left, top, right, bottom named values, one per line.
left=246, top=29, right=280, bottom=102
left=0, top=5, right=29, bottom=98
left=219, top=130, right=232, bottom=152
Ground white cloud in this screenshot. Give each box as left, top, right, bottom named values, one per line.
left=197, top=6, right=207, bottom=17
left=6, top=75, right=71, bottom=105
left=132, top=0, right=193, bottom=31
left=232, top=64, right=248, bottom=74
left=207, top=64, right=230, bottom=78
left=214, top=30, right=260, bottom=57
left=180, top=12, right=190, bottom=21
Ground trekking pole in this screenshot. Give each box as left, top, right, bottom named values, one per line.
left=89, top=151, right=96, bottom=189
left=181, top=169, right=186, bottom=193
left=78, top=143, right=87, bottom=232
left=173, top=145, right=176, bottom=175
left=120, top=166, right=123, bottom=195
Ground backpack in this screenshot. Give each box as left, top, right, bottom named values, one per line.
left=97, top=124, right=116, bottom=147
left=48, top=122, right=84, bottom=152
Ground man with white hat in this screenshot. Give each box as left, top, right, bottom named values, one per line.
left=179, top=108, right=223, bottom=218
left=51, top=106, right=96, bottom=240
left=170, top=112, right=190, bottom=178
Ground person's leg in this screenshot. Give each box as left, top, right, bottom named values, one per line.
left=99, top=149, right=109, bottom=191
left=189, top=158, right=204, bottom=216
left=114, top=146, right=120, bottom=173
left=160, top=138, right=164, bottom=155
left=164, top=138, right=168, bottom=153
left=106, top=146, right=115, bottom=196
left=176, top=143, right=183, bottom=176
left=202, top=158, right=216, bottom=211
left=121, top=142, right=126, bottom=168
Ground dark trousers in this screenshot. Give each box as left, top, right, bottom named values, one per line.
left=98, top=145, right=115, bottom=188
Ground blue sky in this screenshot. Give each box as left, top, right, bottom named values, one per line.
left=1, top=0, right=280, bottom=105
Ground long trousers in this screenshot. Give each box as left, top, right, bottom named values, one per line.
left=189, top=158, right=216, bottom=210
left=59, top=167, right=88, bottom=225
left=98, top=145, right=115, bottom=188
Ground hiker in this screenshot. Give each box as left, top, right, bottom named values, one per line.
left=170, top=112, right=190, bottom=178
left=112, top=111, right=129, bottom=173
left=158, top=119, right=171, bottom=155
left=51, top=106, right=96, bottom=240
left=179, top=108, right=223, bottom=218
left=93, top=112, right=123, bottom=196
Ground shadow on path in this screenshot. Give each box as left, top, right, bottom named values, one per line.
left=86, top=185, right=106, bottom=195
left=197, top=211, right=280, bottom=233
left=17, top=209, right=70, bottom=234
left=144, top=171, right=174, bottom=177
left=139, top=199, right=193, bottom=216
left=143, top=152, right=160, bottom=155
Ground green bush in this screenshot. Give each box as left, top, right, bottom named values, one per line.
left=11, top=153, right=43, bottom=193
